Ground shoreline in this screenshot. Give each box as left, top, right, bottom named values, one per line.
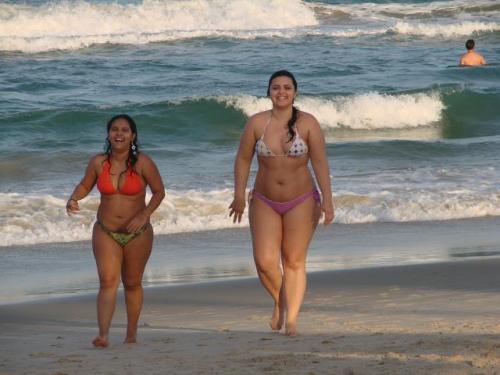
left=1, top=216, right=500, bottom=305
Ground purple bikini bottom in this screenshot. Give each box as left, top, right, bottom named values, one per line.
left=252, top=189, right=321, bottom=216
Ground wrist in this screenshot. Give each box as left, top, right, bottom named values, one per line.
left=139, top=209, right=151, bottom=218
left=234, top=191, right=246, bottom=200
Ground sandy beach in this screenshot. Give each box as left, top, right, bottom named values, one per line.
left=2, top=255, right=500, bottom=374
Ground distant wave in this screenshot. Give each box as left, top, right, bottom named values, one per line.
left=2, top=187, right=500, bottom=246
left=312, top=0, right=500, bottom=20
left=0, top=0, right=317, bottom=52
left=220, top=92, right=444, bottom=130
left=391, top=21, right=500, bottom=37
left=1, top=0, right=498, bottom=52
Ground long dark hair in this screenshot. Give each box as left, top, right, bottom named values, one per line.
left=103, top=114, right=139, bottom=171
left=267, top=70, right=299, bottom=142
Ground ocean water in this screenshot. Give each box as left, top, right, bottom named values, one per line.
left=0, top=0, right=499, bottom=301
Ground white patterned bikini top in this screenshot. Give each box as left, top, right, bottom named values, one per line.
left=255, top=115, right=308, bottom=157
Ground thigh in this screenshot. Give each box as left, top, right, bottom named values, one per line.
left=92, top=223, right=123, bottom=282
left=249, top=194, right=283, bottom=267
left=122, top=225, right=154, bottom=282
left=282, top=195, right=321, bottom=263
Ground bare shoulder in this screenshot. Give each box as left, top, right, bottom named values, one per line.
left=247, top=110, right=270, bottom=128
left=89, top=154, right=107, bottom=168
left=243, top=110, right=271, bottom=139
left=297, top=110, right=321, bottom=131
left=136, top=152, right=156, bottom=167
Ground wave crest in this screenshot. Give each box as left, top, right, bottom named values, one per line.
left=220, top=92, right=444, bottom=130
left=0, top=0, right=317, bottom=52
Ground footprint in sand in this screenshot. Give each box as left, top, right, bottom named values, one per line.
left=56, top=356, right=83, bottom=364
left=29, top=352, right=56, bottom=358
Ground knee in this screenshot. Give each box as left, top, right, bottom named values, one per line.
left=123, top=279, right=142, bottom=292
left=282, top=256, right=305, bottom=272
left=99, top=276, right=120, bottom=290
left=255, top=258, right=280, bottom=276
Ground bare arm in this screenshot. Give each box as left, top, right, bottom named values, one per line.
left=126, top=154, right=165, bottom=232
left=229, top=117, right=257, bottom=223
left=66, top=156, right=99, bottom=214
left=307, top=116, right=334, bottom=225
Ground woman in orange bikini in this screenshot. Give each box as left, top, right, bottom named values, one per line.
left=66, top=114, right=165, bottom=347
left=229, top=70, right=334, bottom=336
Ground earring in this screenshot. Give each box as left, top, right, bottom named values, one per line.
left=131, top=143, right=137, bottom=156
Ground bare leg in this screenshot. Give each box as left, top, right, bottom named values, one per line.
left=121, top=225, right=153, bottom=344
left=92, top=224, right=123, bottom=347
left=282, top=196, right=320, bottom=336
left=249, top=196, right=285, bottom=331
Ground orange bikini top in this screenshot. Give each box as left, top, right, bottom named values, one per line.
left=97, top=159, right=144, bottom=195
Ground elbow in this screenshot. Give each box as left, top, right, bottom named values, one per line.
left=236, top=155, right=252, bottom=168
left=154, top=189, right=166, bottom=202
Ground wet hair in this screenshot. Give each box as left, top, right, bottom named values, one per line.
left=267, top=70, right=299, bottom=143
left=103, top=114, right=139, bottom=170
left=466, top=39, right=475, bottom=50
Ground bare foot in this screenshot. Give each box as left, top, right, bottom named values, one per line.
left=92, top=336, right=109, bottom=348
left=269, top=303, right=284, bottom=331
left=123, top=336, right=137, bottom=344
left=285, top=322, right=298, bottom=337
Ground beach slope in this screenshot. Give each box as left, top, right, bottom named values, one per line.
left=2, top=258, right=500, bottom=374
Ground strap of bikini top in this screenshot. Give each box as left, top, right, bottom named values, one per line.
left=260, top=113, right=272, bottom=140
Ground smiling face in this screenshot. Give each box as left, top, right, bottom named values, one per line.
left=268, top=75, right=297, bottom=109
left=107, top=117, right=136, bottom=152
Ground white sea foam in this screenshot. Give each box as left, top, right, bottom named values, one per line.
left=2, top=187, right=500, bottom=247
left=0, top=0, right=317, bottom=52
left=220, top=92, right=444, bottom=130
left=2, top=0, right=498, bottom=52
left=312, top=0, right=500, bottom=20
left=392, top=21, right=500, bottom=37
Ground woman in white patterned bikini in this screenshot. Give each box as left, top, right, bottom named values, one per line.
left=229, top=70, right=334, bottom=336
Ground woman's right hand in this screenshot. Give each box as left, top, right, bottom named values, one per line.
left=66, top=198, right=79, bottom=215
left=229, top=196, right=246, bottom=223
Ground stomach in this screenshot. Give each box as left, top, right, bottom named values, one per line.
left=253, top=157, right=316, bottom=201
left=96, top=193, right=147, bottom=231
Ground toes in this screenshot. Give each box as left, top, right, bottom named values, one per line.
left=92, top=337, right=108, bottom=348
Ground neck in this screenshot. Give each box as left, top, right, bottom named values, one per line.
left=109, top=149, right=129, bottom=162
left=271, top=106, right=293, bottom=122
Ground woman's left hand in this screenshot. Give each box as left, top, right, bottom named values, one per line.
left=322, top=200, right=335, bottom=225
left=126, top=211, right=149, bottom=233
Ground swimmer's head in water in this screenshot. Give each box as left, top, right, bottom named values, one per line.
left=267, top=70, right=297, bottom=97
left=104, top=114, right=140, bottom=165
left=466, top=39, right=475, bottom=51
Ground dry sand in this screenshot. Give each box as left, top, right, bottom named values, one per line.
left=2, top=259, right=500, bottom=374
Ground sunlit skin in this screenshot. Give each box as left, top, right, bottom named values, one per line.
left=459, top=50, right=486, bottom=66
left=67, top=117, right=165, bottom=347
left=230, top=74, right=334, bottom=336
